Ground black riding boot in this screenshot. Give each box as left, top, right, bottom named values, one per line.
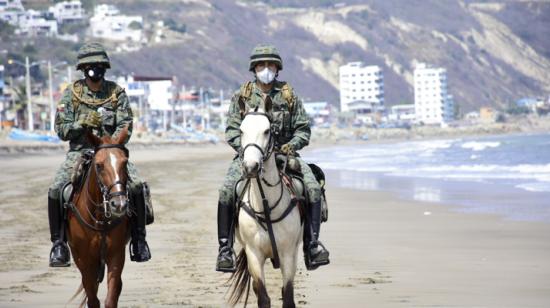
left=304, top=200, right=330, bottom=270
left=216, top=201, right=236, bottom=272
left=48, top=194, right=70, bottom=267
left=130, top=189, right=151, bottom=262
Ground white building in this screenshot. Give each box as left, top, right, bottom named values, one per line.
left=48, top=1, right=84, bottom=24
left=18, top=9, right=58, bottom=37
left=339, top=62, right=384, bottom=112
left=304, top=101, right=331, bottom=125
left=413, top=63, right=454, bottom=125
left=389, top=104, right=415, bottom=122
left=0, top=0, right=25, bottom=26
left=90, top=4, right=143, bottom=42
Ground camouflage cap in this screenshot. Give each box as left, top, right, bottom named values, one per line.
left=249, top=44, right=283, bottom=71
left=76, top=42, right=111, bottom=70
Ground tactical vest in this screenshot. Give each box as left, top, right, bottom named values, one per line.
left=70, top=79, right=125, bottom=133
left=238, top=81, right=296, bottom=146
left=237, top=81, right=296, bottom=112
left=70, top=79, right=123, bottom=111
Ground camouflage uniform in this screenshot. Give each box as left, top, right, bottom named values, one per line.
left=48, top=79, right=142, bottom=201
left=48, top=42, right=151, bottom=267
left=220, top=81, right=321, bottom=206
left=216, top=43, right=329, bottom=273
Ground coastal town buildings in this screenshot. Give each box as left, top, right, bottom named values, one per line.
left=413, top=62, right=454, bottom=125
left=17, top=9, right=58, bottom=37
left=0, top=0, right=84, bottom=37
left=303, top=101, right=331, bottom=125
left=388, top=104, right=416, bottom=122
left=90, top=4, right=143, bottom=42
left=339, top=62, right=384, bottom=112
left=0, top=0, right=25, bottom=26
left=48, top=1, right=84, bottom=24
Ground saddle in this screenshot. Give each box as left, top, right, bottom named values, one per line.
left=234, top=155, right=329, bottom=222
left=277, top=155, right=328, bottom=222
left=61, top=150, right=155, bottom=226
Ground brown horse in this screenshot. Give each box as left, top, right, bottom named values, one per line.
left=67, top=127, right=131, bottom=308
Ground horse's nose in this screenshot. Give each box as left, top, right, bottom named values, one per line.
left=244, top=161, right=259, bottom=176
left=109, top=197, right=128, bottom=217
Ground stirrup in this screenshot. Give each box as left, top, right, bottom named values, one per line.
left=305, top=241, right=330, bottom=271
left=49, top=241, right=71, bottom=267
left=129, top=239, right=151, bottom=262
left=216, top=246, right=236, bottom=273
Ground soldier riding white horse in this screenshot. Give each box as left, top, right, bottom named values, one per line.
left=216, top=44, right=330, bottom=273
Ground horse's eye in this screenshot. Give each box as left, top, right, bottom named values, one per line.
left=264, top=129, right=269, bottom=135
left=96, top=164, right=104, bottom=171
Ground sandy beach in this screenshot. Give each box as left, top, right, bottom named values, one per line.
left=1, top=144, right=550, bottom=307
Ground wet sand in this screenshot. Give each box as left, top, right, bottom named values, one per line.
left=1, top=145, right=550, bottom=307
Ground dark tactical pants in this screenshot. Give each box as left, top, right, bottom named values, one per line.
left=218, top=157, right=321, bottom=206
left=48, top=150, right=143, bottom=200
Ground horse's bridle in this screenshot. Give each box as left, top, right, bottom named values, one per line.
left=238, top=111, right=275, bottom=177
left=237, top=111, right=289, bottom=269
left=67, top=143, right=130, bottom=233
left=93, top=144, right=130, bottom=219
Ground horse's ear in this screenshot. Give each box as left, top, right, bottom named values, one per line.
left=115, top=125, right=129, bottom=145
left=86, top=129, right=101, bottom=147
left=264, top=96, right=273, bottom=113
left=238, top=98, right=247, bottom=117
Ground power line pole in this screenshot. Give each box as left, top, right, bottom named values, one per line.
left=48, top=60, right=55, bottom=132
left=25, top=56, right=33, bottom=131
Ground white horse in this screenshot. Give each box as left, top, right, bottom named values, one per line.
left=228, top=99, right=303, bottom=308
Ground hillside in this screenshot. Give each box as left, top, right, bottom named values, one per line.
left=4, top=0, right=550, bottom=112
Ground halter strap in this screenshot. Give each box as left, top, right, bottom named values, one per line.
left=95, top=143, right=129, bottom=158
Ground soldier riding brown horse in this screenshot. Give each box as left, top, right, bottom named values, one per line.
left=67, top=127, right=131, bottom=308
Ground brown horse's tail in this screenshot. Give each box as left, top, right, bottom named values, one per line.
left=227, top=249, right=251, bottom=306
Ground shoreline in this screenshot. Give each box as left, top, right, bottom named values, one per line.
left=1, top=115, right=549, bottom=154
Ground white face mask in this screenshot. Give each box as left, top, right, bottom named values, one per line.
left=256, top=67, right=276, bottom=84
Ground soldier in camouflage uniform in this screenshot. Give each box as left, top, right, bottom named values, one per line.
left=216, top=44, right=330, bottom=272
left=48, top=42, right=151, bottom=267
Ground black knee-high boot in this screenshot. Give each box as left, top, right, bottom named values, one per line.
left=130, top=187, right=151, bottom=262
left=216, top=201, right=236, bottom=272
left=48, top=193, right=70, bottom=267
left=304, top=201, right=330, bottom=270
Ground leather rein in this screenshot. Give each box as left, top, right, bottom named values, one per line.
left=66, top=144, right=130, bottom=233
left=237, top=111, right=300, bottom=269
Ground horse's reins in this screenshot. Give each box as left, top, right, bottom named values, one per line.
left=237, top=111, right=299, bottom=269
left=67, top=144, right=130, bottom=233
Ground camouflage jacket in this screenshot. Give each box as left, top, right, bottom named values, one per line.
left=225, top=80, right=311, bottom=153
left=55, top=79, right=133, bottom=151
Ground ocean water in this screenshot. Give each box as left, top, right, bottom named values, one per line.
left=304, top=133, right=550, bottom=222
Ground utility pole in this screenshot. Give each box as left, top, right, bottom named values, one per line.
left=48, top=60, right=54, bottom=132
left=25, top=56, right=33, bottom=131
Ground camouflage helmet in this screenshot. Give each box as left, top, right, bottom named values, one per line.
left=249, top=44, right=283, bottom=72
left=76, top=42, right=111, bottom=70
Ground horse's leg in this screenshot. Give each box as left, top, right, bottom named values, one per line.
left=70, top=228, right=100, bottom=308
left=246, top=248, right=270, bottom=308
left=105, top=235, right=126, bottom=308
left=80, top=266, right=100, bottom=308
left=280, top=253, right=297, bottom=308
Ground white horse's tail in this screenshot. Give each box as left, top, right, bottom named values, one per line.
left=228, top=249, right=251, bottom=306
